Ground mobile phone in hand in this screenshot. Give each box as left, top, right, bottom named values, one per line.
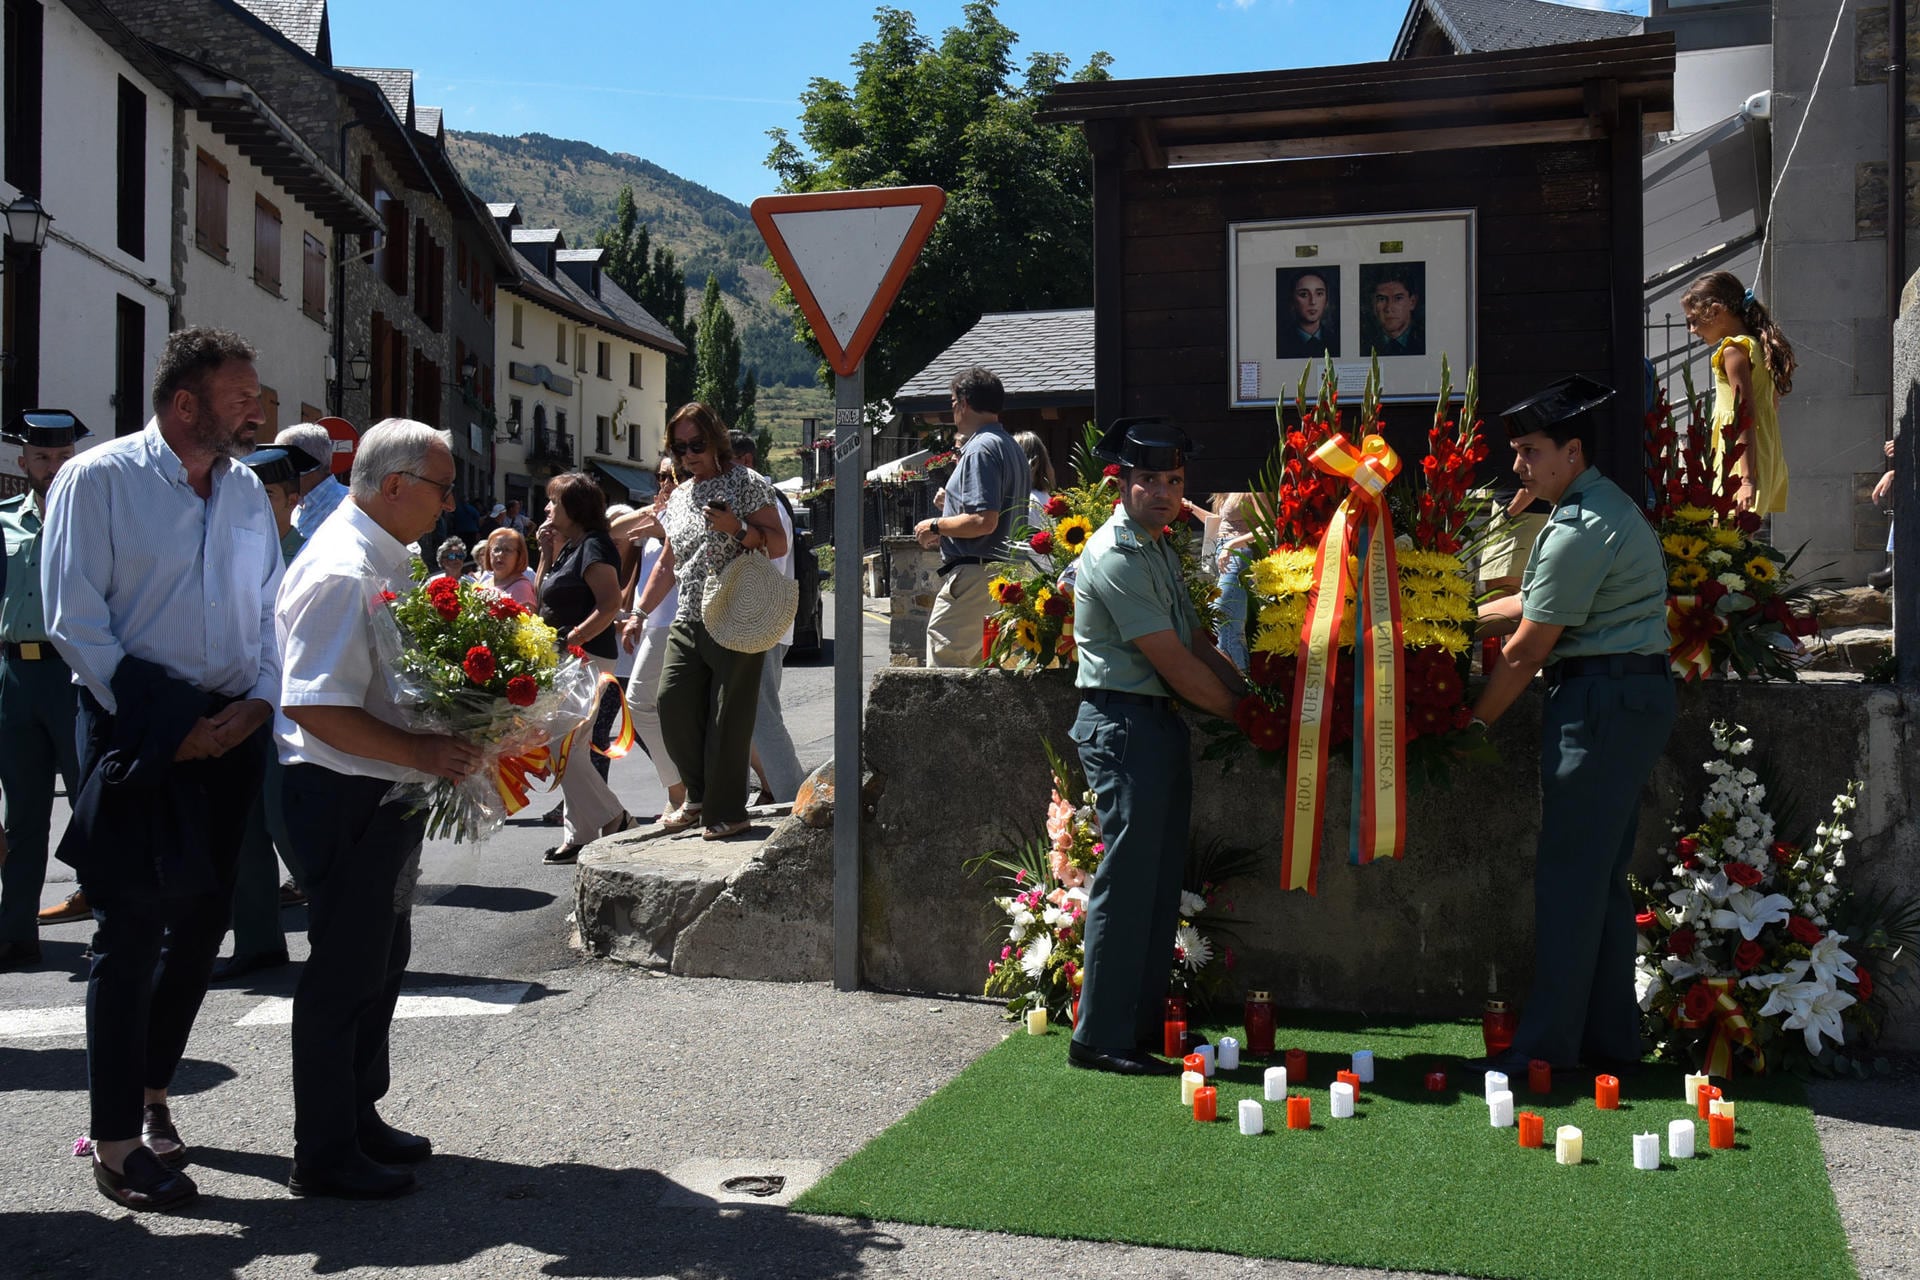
left=707, top=499, right=729, bottom=512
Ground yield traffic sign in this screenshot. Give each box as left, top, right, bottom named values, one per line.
left=750, top=186, right=945, bottom=377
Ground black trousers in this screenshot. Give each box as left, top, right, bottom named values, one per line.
left=282, top=764, right=426, bottom=1169
left=79, top=695, right=262, bottom=1142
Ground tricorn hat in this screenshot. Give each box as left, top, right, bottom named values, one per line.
left=1499, top=375, right=1615, bottom=440
left=238, top=446, right=323, bottom=488
left=1094, top=416, right=1195, bottom=471
left=3, top=409, right=92, bottom=448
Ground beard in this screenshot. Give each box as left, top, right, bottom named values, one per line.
left=188, top=412, right=257, bottom=460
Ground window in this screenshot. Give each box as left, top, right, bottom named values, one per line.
left=412, top=221, right=444, bottom=329
left=511, top=303, right=523, bottom=347
left=253, top=196, right=282, bottom=295
left=116, top=77, right=145, bottom=259
left=508, top=395, right=522, bottom=428
left=628, top=351, right=642, bottom=388
left=575, top=332, right=586, bottom=372
left=194, top=149, right=229, bottom=260
left=556, top=322, right=566, bottom=363
left=302, top=233, right=326, bottom=322
left=482, top=271, right=493, bottom=318
left=456, top=239, right=468, bottom=288
left=410, top=350, right=441, bottom=426
left=556, top=410, right=568, bottom=448
left=595, top=415, right=609, bottom=455
left=628, top=421, right=640, bottom=460
left=114, top=295, right=144, bottom=437
left=381, top=191, right=407, bottom=294
left=5, top=0, right=45, bottom=195
left=260, top=384, right=280, bottom=432
left=596, top=341, right=610, bottom=380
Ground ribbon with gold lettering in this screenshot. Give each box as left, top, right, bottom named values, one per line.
left=1280, top=433, right=1407, bottom=893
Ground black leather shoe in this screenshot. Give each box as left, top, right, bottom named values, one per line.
left=211, top=950, right=290, bottom=984
left=1067, top=1040, right=1182, bottom=1076
left=289, top=1153, right=417, bottom=1200
left=142, top=1102, right=189, bottom=1170
left=0, top=940, right=42, bottom=972
left=359, top=1114, right=432, bottom=1164
left=95, top=1148, right=197, bottom=1211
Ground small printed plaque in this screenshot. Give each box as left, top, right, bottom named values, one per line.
left=1238, top=362, right=1261, bottom=400
left=1333, top=360, right=1373, bottom=387
left=1294, top=245, right=1320, bottom=258
left=1379, top=240, right=1405, bottom=253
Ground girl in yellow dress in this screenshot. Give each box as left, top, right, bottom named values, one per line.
left=1681, top=271, right=1798, bottom=514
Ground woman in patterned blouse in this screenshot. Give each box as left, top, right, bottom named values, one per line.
left=629, top=403, right=787, bottom=840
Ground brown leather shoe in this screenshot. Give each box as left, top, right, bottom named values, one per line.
left=95, top=1148, right=197, bottom=1211
left=142, top=1102, right=188, bottom=1169
left=38, top=890, right=90, bottom=926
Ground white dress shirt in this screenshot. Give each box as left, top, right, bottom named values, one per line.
left=274, top=499, right=431, bottom=784
left=42, top=419, right=283, bottom=714
left=292, top=473, right=348, bottom=541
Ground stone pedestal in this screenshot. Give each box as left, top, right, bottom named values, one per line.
left=885, top=535, right=942, bottom=665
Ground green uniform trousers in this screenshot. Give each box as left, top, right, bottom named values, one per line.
left=1516, top=669, right=1676, bottom=1066
left=1069, top=697, right=1191, bottom=1054
left=0, top=653, right=80, bottom=944
left=657, top=620, right=765, bottom=826
left=228, top=747, right=300, bottom=960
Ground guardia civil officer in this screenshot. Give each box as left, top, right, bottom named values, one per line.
left=1470, top=375, right=1674, bottom=1074
left=1068, top=418, right=1245, bottom=1075
left=0, top=410, right=86, bottom=971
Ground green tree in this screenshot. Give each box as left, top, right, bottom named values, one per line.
left=693, top=275, right=762, bottom=452
left=764, top=0, right=1110, bottom=399
left=598, top=186, right=697, bottom=409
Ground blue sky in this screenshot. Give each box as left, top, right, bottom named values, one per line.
left=327, top=0, right=1646, bottom=206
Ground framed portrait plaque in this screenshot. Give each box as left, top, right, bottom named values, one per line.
left=1227, top=209, right=1477, bottom=407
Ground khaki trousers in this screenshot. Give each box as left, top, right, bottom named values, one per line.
left=924, top=563, right=995, bottom=668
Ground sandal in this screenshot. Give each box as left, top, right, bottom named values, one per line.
left=142, top=1102, right=188, bottom=1170
left=600, top=810, right=639, bottom=838
left=659, top=804, right=703, bottom=834
left=701, top=819, right=753, bottom=841
left=542, top=843, right=586, bottom=865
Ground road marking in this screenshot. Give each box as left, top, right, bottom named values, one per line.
left=0, top=1006, right=88, bottom=1039
left=234, top=982, right=532, bottom=1027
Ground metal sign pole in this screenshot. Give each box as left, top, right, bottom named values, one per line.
left=831, top=363, right=867, bottom=991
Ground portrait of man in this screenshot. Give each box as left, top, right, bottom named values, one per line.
left=1275, top=266, right=1340, bottom=359
left=1360, top=261, right=1426, bottom=357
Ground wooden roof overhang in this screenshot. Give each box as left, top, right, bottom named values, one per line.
left=178, top=69, right=380, bottom=235
left=1036, top=34, right=1674, bottom=166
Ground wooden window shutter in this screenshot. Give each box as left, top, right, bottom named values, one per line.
left=116, top=77, right=145, bottom=259
left=302, top=233, right=326, bottom=321
left=253, top=196, right=282, bottom=293
left=195, top=149, right=229, bottom=259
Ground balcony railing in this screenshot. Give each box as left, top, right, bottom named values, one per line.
left=529, top=425, right=575, bottom=465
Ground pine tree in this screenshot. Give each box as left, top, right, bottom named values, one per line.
left=693, top=275, right=759, bottom=441
left=598, top=186, right=696, bottom=409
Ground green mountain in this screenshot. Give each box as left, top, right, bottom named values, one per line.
left=446, top=130, right=818, bottom=388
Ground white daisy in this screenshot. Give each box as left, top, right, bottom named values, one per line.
left=1021, top=933, right=1053, bottom=980
left=1174, top=925, right=1213, bottom=971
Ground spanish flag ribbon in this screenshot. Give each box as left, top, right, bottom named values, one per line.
left=1666, top=594, right=1726, bottom=681
left=1672, top=976, right=1765, bottom=1077
left=493, top=745, right=554, bottom=817
left=1280, top=432, right=1407, bottom=894
left=553, top=670, right=637, bottom=781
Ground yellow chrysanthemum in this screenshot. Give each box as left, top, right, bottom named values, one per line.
left=1743, top=556, right=1778, bottom=583
left=1054, top=516, right=1095, bottom=557
left=1710, top=527, right=1744, bottom=548
left=1249, top=549, right=1316, bottom=599
left=1032, top=585, right=1053, bottom=614
left=1673, top=504, right=1715, bottom=524
left=1013, top=619, right=1041, bottom=652
left=1670, top=561, right=1709, bottom=590
left=1661, top=533, right=1709, bottom=561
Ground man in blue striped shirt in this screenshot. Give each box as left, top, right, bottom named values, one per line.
left=42, top=327, right=282, bottom=1212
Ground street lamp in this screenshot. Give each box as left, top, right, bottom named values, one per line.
left=3, top=194, right=52, bottom=251
left=345, top=350, right=370, bottom=387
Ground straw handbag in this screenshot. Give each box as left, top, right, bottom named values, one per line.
left=702, top=548, right=798, bottom=654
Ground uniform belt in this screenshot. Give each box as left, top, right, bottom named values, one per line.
left=2, top=640, right=60, bottom=663
left=937, top=556, right=985, bottom=577
left=1082, top=688, right=1173, bottom=711
left=1543, top=653, right=1670, bottom=686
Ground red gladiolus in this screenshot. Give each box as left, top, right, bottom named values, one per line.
left=462, top=645, right=496, bottom=685
left=506, top=674, right=538, bottom=707
left=1787, top=915, right=1822, bottom=946
left=1667, top=926, right=1697, bottom=958
left=1044, top=495, right=1070, bottom=517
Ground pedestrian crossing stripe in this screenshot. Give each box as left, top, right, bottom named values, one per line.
left=233, top=982, right=533, bottom=1026
left=0, top=1006, right=88, bottom=1039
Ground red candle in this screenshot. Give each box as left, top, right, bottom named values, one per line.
left=1193, top=1086, right=1218, bottom=1123
left=1336, top=1069, right=1361, bottom=1101
left=1243, top=990, right=1276, bottom=1058
left=1595, top=1074, right=1620, bottom=1110
left=1697, top=1084, right=1723, bottom=1120
left=1165, top=994, right=1187, bottom=1022
left=1184, top=1052, right=1207, bottom=1079
left=1425, top=1070, right=1448, bottom=1092
left=1481, top=999, right=1517, bottom=1056
left=1527, top=1059, right=1552, bottom=1094
left=1163, top=1020, right=1187, bottom=1057
left=1071, top=997, right=1080, bottom=1028
left=1285, top=1048, right=1308, bottom=1083
left=1286, top=1096, right=1311, bottom=1129
left=1517, top=1112, right=1545, bottom=1148
left=1709, top=1112, right=1735, bottom=1149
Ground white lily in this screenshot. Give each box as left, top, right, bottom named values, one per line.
left=1758, top=977, right=1856, bottom=1055
left=1709, top=888, right=1794, bottom=941
left=1634, top=964, right=1665, bottom=1011
left=1806, top=931, right=1858, bottom=988
left=1740, top=959, right=1807, bottom=994
left=1660, top=954, right=1706, bottom=983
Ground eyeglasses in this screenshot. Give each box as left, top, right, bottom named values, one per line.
left=657, top=472, right=677, bottom=484
left=668, top=437, right=708, bottom=457
left=400, top=470, right=456, bottom=500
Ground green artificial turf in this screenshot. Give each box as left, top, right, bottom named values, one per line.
left=794, top=1013, right=1855, bottom=1279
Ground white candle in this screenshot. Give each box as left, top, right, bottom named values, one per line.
left=1488, top=1089, right=1515, bottom=1128
left=1025, top=1009, right=1047, bottom=1035
left=1352, top=1049, right=1375, bottom=1083
left=1238, top=1099, right=1263, bottom=1136
left=1633, top=1132, right=1659, bottom=1171
left=1668, top=1119, right=1696, bottom=1160
left=1484, top=1070, right=1509, bottom=1102
left=1197, top=1044, right=1216, bottom=1076
left=1330, top=1081, right=1356, bottom=1118
left=1218, top=1036, right=1241, bottom=1072
left=1555, top=1125, right=1584, bottom=1166
left=1684, top=1073, right=1709, bottom=1105
left=1264, top=1066, right=1289, bottom=1101
left=1709, top=1098, right=1736, bottom=1121
left=1180, top=1070, right=1204, bottom=1107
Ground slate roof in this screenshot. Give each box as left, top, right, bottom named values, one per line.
left=556, top=248, right=605, bottom=263
left=512, top=227, right=563, bottom=245
left=415, top=105, right=442, bottom=138
left=232, top=0, right=328, bottom=57
left=503, top=246, right=685, bottom=356
left=1391, top=0, right=1642, bottom=58
left=339, top=66, right=413, bottom=127
left=487, top=202, right=519, bottom=220
left=892, top=309, right=1095, bottom=410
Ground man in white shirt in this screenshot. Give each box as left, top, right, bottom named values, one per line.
left=730, top=433, right=804, bottom=801
left=275, top=419, right=481, bottom=1200
left=42, top=327, right=282, bottom=1212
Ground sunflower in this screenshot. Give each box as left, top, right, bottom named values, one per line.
left=1710, top=527, right=1744, bottom=549
left=1661, top=533, right=1709, bottom=561
left=1054, top=515, right=1095, bottom=556
left=1743, top=555, right=1778, bottom=583
left=1013, top=619, right=1041, bottom=652
left=1669, top=561, right=1709, bottom=591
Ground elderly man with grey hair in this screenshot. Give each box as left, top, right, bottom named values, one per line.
left=279, top=422, right=348, bottom=543
left=274, top=418, right=483, bottom=1199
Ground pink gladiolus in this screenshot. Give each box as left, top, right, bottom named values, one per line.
left=1015, top=869, right=1026, bottom=883
left=1001, top=946, right=1011, bottom=959
left=1093, top=843, right=1106, bottom=855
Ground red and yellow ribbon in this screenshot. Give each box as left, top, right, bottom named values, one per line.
left=493, top=745, right=555, bottom=816
left=1280, top=433, right=1407, bottom=894
left=1672, top=976, right=1765, bottom=1077
left=554, top=670, right=637, bottom=779
left=1666, top=594, right=1726, bottom=681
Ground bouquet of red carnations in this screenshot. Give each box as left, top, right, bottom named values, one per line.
left=373, top=575, right=599, bottom=842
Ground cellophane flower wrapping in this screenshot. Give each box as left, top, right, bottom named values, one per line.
left=372, top=576, right=600, bottom=842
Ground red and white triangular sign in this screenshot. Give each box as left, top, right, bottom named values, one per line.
left=750, top=186, right=945, bottom=377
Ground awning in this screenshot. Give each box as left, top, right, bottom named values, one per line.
left=590, top=460, right=658, bottom=504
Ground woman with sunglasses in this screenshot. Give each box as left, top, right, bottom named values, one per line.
left=632, top=403, right=786, bottom=840
left=614, top=456, right=686, bottom=817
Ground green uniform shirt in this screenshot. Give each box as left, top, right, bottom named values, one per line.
left=0, top=492, right=51, bottom=643
left=1521, top=468, right=1670, bottom=662
left=1072, top=510, right=1196, bottom=696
